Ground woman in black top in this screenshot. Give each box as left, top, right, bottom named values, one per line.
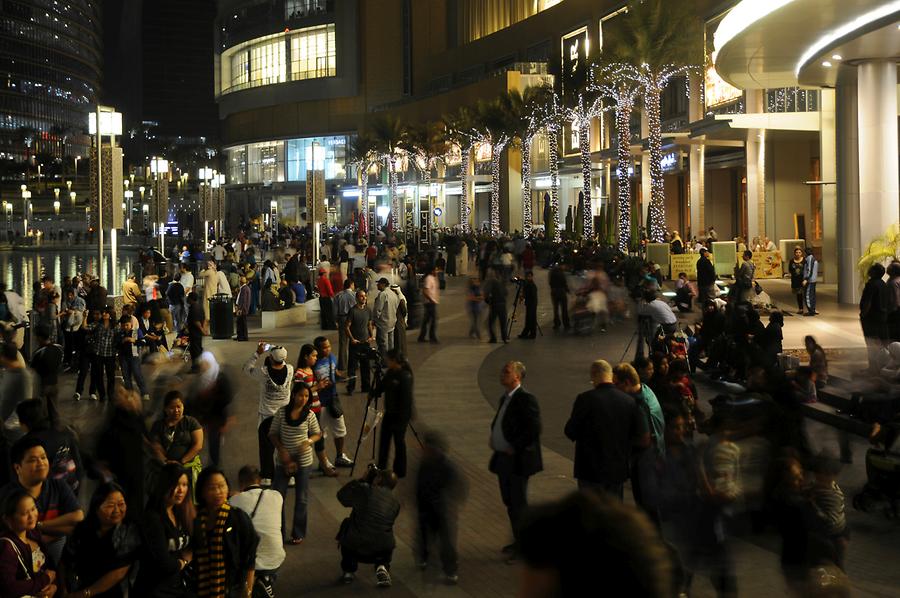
left=135, top=463, right=196, bottom=598
left=375, top=350, right=415, bottom=478
left=150, top=391, right=204, bottom=493
left=63, top=483, right=141, bottom=598
left=788, top=246, right=806, bottom=314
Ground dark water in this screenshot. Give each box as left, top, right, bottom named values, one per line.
left=0, top=249, right=140, bottom=307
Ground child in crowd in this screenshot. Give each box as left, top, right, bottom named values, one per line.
left=807, top=454, right=849, bottom=570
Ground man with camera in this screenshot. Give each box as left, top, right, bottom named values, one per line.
left=345, top=290, right=376, bottom=395
left=337, top=465, right=400, bottom=587
left=637, top=287, right=677, bottom=336
left=483, top=268, right=509, bottom=344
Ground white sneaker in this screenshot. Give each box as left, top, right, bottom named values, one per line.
left=73, top=393, right=81, bottom=401
left=445, top=574, right=459, bottom=585
left=89, top=393, right=99, bottom=401
left=260, top=478, right=272, bottom=487
left=340, top=572, right=354, bottom=584
left=375, top=565, right=391, bottom=587
left=142, top=394, right=151, bottom=401
left=288, top=476, right=295, bottom=488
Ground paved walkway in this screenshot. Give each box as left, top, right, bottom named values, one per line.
left=51, top=265, right=897, bottom=597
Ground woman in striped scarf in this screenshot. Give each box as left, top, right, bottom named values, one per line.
left=193, top=468, right=258, bottom=598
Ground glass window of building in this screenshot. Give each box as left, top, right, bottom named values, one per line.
left=227, top=146, right=248, bottom=185
left=286, top=135, right=347, bottom=181
left=290, top=25, right=336, bottom=80
left=250, top=39, right=286, bottom=86
left=231, top=50, right=250, bottom=89
left=247, top=141, right=285, bottom=185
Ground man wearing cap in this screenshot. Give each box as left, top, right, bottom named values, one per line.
left=373, top=277, right=399, bottom=358
left=244, top=342, right=294, bottom=484
left=696, top=247, right=717, bottom=306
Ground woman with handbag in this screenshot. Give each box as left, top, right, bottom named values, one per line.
left=0, top=489, right=58, bottom=598
left=136, top=464, right=196, bottom=597
left=269, top=382, right=321, bottom=545
left=150, top=392, right=205, bottom=499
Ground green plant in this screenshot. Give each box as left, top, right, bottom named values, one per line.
left=858, top=224, right=900, bottom=283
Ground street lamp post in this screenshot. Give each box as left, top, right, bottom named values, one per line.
left=89, top=106, right=123, bottom=291
left=124, top=190, right=133, bottom=236
left=21, top=186, right=31, bottom=236
left=216, top=173, right=225, bottom=239
left=3, top=202, right=10, bottom=233
left=198, top=167, right=214, bottom=248
left=150, top=157, right=169, bottom=254
left=70, top=191, right=76, bottom=207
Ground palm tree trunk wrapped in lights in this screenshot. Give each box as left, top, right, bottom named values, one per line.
left=358, top=168, right=369, bottom=238
left=644, top=84, right=666, bottom=242
left=615, top=98, right=634, bottom=253
left=388, top=156, right=399, bottom=232
left=489, top=143, right=505, bottom=236
left=578, top=119, right=593, bottom=239
left=521, top=136, right=532, bottom=236
left=547, top=127, right=562, bottom=243
left=459, top=145, right=471, bottom=234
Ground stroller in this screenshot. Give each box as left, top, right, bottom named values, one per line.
left=572, top=295, right=594, bottom=336
left=853, top=422, right=900, bottom=517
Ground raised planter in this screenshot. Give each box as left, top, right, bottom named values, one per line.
left=259, top=304, right=308, bottom=330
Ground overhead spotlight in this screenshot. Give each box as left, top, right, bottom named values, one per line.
left=831, top=54, right=842, bottom=60
left=822, top=61, right=832, bottom=67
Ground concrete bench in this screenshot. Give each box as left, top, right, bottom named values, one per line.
left=259, top=304, right=308, bottom=330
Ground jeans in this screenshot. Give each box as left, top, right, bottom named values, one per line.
left=377, top=422, right=408, bottom=478
left=120, top=355, right=147, bottom=395
left=92, top=355, right=117, bottom=401
left=419, top=302, right=437, bottom=341
left=273, top=463, right=312, bottom=540
left=488, top=303, right=508, bottom=342
left=805, top=283, right=817, bottom=313
left=347, top=344, right=371, bottom=393
left=170, top=304, right=185, bottom=333
left=75, top=350, right=97, bottom=396
left=258, top=417, right=275, bottom=480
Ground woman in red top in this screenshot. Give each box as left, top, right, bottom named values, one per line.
left=294, top=343, right=337, bottom=477
left=317, top=269, right=336, bottom=330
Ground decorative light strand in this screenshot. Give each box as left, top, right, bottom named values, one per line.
left=578, top=118, right=593, bottom=239
left=521, top=134, right=532, bottom=237
left=547, top=126, right=561, bottom=243
left=460, top=144, right=471, bottom=234
left=388, top=155, right=399, bottom=232
left=615, top=93, right=635, bottom=253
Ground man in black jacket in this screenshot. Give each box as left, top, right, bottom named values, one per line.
left=337, top=468, right=401, bottom=587
left=375, top=350, right=414, bottom=478
left=564, top=359, right=649, bottom=499
left=549, top=264, right=570, bottom=330
left=489, top=361, right=542, bottom=559
left=517, top=271, right=538, bottom=340
left=696, top=247, right=717, bottom=306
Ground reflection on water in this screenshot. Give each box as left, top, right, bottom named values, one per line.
left=0, top=249, right=140, bottom=307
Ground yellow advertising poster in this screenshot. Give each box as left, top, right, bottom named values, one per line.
left=670, top=253, right=699, bottom=280
left=747, top=251, right=783, bottom=279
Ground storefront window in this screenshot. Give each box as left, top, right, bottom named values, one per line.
left=290, top=24, right=336, bottom=80
left=226, top=146, right=247, bottom=185
left=230, top=50, right=249, bottom=90
left=247, top=141, right=285, bottom=185
left=286, top=135, right=348, bottom=181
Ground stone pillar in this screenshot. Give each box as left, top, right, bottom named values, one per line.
left=504, top=145, right=523, bottom=234
left=745, top=89, right=765, bottom=243
left=836, top=74, right=860, bottom=304
left=857, top=61, right=899, bottom=257
left=688, top=74, right=705, bottom=238
left=819, top=89, right=838, bottom=284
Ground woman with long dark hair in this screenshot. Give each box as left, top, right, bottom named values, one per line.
left=62, top=482, right=141, bottom=598
left=135, top=463, right=196, bottom=597
left=375, top=349, right=415, bottom=478
left=295, top=344, right=336, bottom=477
left=269, top=382, right=321, bottom=544
left=192, top=468, right=257, bottom=598
left=0, top=488, right=58, bottom=597
left=150, top=391, right=204, bottom=493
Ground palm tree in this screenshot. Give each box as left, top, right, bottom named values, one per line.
left=564, top=75, right=603, bottom=240
left=474, top=97, right=515, bottom=236
left=592, top=62, right=642, bottom=252
left=504, top=84, right=555, bottom=237
left=444, top=106, right=481, bottom=234
left=608, top=0, right=702, bottom=241
left=531, top=88, right=564, bottom=242
left=347, top=133, right=379, bottom=237
left=370, top=114, right=408, bottom=233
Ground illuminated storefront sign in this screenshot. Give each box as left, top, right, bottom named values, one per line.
left=560, top=27, right=589, bottom=97
left=705, top=64, right=742, bottom=108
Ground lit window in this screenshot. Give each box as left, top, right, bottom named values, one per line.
left=249, top=39, right=286, bottom=86
left=290, top=24, right=336, bottom=80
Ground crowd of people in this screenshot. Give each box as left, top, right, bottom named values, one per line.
left=0, top=218, right=884, bottom=598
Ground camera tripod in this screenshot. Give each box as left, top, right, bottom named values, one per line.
left=620, top=315, right=655, bottom=363
left=506, top=279, right=543, bottom=341
left=349, top=357, right=423, bottom=477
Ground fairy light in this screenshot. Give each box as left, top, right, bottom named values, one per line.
left=547, top=127, right=562, bottom=243
left=489, top=135, right=510, bottom=236
left=521, top=134, right=533, bottom=236
left=388, top=155, right=399, bottom=232
left=459, top=145, right=471, bottom=234
left=578, top=118, right=593, bottom=239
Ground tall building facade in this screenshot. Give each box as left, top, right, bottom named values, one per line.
left=0, top=0, right=102, bottom=160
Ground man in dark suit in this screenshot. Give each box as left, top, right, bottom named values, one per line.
left=696, top=247, right=717, bottom=306
left=489, top=361, right=542, bottom=559
left=564, top=359, right=649, bottom=499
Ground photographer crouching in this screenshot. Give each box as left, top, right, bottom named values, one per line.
left=336, top=465, right=401, bottom=587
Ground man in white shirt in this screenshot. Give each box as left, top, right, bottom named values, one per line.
left=179, top=263, right=195, bottom=293
left=372, top=277, right=398, bottom=357
left=212, top=242, right=227, bottom=263
left=637, top=291, right=678, bottom=335
left=231, top=465, right=285, bottom=595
